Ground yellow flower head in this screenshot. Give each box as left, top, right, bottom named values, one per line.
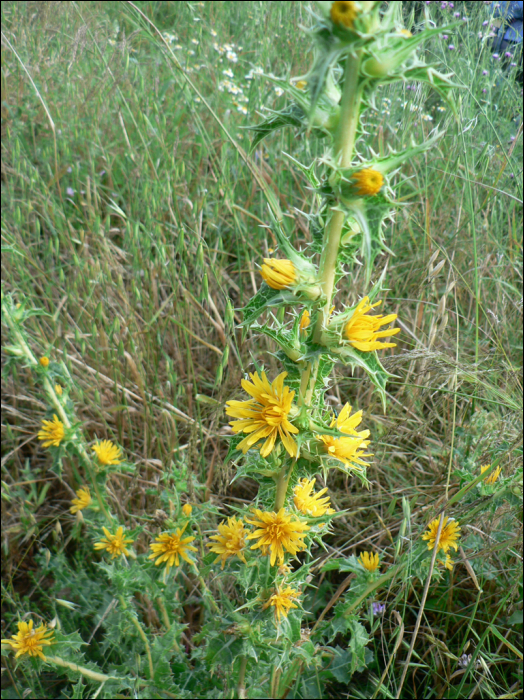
left=359, top=551, right=380, bottom=572
left=318, top=403, right=372, bottom=470
left=260, top=258, right=296, bottom=290
left=246, top=508, right=309, bottom=567
left=37, top=415, right=65, bottom=448
left=481, top=464, right=502, bottom=485
left=330, top=1, right=359, bottom=28
left=351, top=168, right=384, bottom=196
left=293, top=478, right=334, bottom=517
left=94, top=526, right=134, bottom=559
left=398, top=28, right=412, bottom=37
left=70, top=486, right=92, bottom=514
left=333, top=403, right=370, bottom=438
left=299, top=309, right=311, bottom=333
left=182, top=503, right=193, bottom=517
left=422, top=517, right=461, bottom=554
left=225, top=371, right=299, bottom=458
left=92, top=440, right=122, bottom=466
left=263, top=585, right=300, bottom=622
left=208, top=517, right=247, bottom=569
left=2, top=619, right=54, bottom=660
left=39, top=356, right=50, bottom=368
left=319, top=434, right=371, bottom=471
left=444, top=554, right=454, bottom=571
left=54, top=384, right=63, bottom=396
left=344, top=297, right=400, bottom=352
left=295, top=80, right=307, bottom=90
left=148, top=523, right=198, bottom=573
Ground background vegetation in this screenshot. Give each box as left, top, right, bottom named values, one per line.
left=2, top=1, right=522, bottom=697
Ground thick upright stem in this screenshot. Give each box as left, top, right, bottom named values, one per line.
left=274, top=461, right=292, bottom=511
left=333, top=50, right=364, bottom=169
left=280, top=51, right=363, bottom=504
left=311, top=51, right=363, bottom=344
left=237, top=656, right=248, bottom=699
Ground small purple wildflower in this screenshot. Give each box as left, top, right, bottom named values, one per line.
left=510, top=173, right=515, bottom=178
left=492, top=53, right=500, bottom=59
left=449, top=1, right=454, bottom=6
left=462, top=16, right=468, bottom=21
left=442, top=34, right=449, bottom=39
left=454, top=11, right=460, bottom=17
left=448, top=44, right=455, bottom=50
left=482, top=20, right=489, bottom=26
left=511, top=62, right=517, bottom=67
left=459, top=654, right=472, bottom=668
left=482, top=69, right=488, bottom=75
left=482, top=88, right=487, bottom=93
left=372, top=602, right=386, bottom=615
left=441, top=1, right=448, bottom=7
left=505, top=52, right=513, bottom=58
left=66, top=187, right=75, bottom=196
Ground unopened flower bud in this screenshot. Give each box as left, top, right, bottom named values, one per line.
left=347, top=168, right=384, bottom=196
left=299, top=309, right=311, bottom=333
left=260, top=258, right=296, bottom=290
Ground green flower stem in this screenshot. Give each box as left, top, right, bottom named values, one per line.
left=270, top=667, right=282, bottom=699
left=333, top=51, right=364, bottom=170
left=314, top=50, right=363, bottom=344
left=299, top=51, right=363, bottom=409
left=3, top=304, right=111, bottom=522
left=156, top=597, right=182, bottom=654
left=45, top=655, right=122, bottom=682
left=120, top=595, right=155, bottom=681
left=237, top=656, right=248, bottom=699
left=274, top=460, right=293, bottom=511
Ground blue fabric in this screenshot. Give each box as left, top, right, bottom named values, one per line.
left=490, top=1, right=523, bottom=45
left=504, top=19, right=523, bottom=42
left=491, top=1, right=523, bottom=22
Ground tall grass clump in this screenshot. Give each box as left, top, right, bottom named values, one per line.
left=2, top=1, right=522, bottom=698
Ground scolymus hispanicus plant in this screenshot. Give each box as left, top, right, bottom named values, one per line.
left=211, top=0, right=460, bottom=694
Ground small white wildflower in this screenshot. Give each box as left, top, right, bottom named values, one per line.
left=191, top=38, right=199, bottom=45
left=274, top=86, right=284, bottom=97
left=223, top=68, right=234, bottom=78
left=226, top=51, right=238, bottom=63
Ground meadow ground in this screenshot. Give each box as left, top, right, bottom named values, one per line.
left=1, top=1, right=523, bottom=698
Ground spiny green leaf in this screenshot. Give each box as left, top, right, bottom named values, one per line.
left=247, top=104, right=305, bottom=154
